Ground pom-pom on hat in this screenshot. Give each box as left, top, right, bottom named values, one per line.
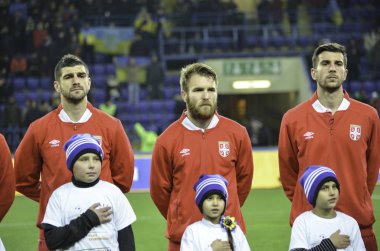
left=194, top=174, right=228, bottom=213
left=64, top=133, right=103, bottom=171
left=299, top=165, right=340, bottom=206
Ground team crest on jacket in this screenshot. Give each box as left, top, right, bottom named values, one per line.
left=218, top=141, right=230, bottom=157
left=349, top=124, right=361, bottom=141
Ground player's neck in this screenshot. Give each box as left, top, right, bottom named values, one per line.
left=317, top=87, right=344, bottom=115
left=203, top=215, right=221, bottom=225
left=312, top=207, right=337, bottom=219
left=187, top=114, right=212, bottom=129
left=61, top=98, right=88, bottom=122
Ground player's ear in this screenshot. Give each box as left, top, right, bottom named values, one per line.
left=54, top=81, right=61, bottom=93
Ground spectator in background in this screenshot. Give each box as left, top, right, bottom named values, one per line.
left=346, top=37, right=361, bottom=80
left=33, top=21, right=49, bottom=51
left=99, top=99, right=117, bottom=117
left=0, top=133, right=15, bottom=222
left=126, top=57, right=141, bottom=105
left=287, top=0, right=301, bottom=37
left=22, top=99, right=44, bottom=127
left=0, top=75, right=13, bottom=104
left=4, top=96, right=22, bottom=129
left=134, top=122, right=157, bottom=152
left=146, top=53, right=165, bottom=100
left=106, top=75, right=121, bottom=101
left=79, top=22, right=95, bottom=64
left=133, top=7, right=157, bottom=52
left=366, top=28, right=380, bottom=80
left=8, top=9, right=26, bottom=54
left=129, top=34, right=150, bottom=58
left=0, top=55, right=10, bottom=77
left=233, top=98, right=253, bottom=143
left=10, top=53, right=28, bottom=76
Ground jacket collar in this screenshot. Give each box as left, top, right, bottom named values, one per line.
left=57, top=102, right=93, bottom=123
left=181, top=111, right=219, bottom=131
left=311, top=90, right=351, bottom=113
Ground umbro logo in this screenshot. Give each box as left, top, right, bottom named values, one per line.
left=180, top=148, right=190, bottom=156
left=303, top=132, right=314, bottom=140
left=49, top=139, right=60, bottom=147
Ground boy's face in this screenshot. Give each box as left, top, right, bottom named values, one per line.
left=202, top=194, right=225, bottom=224
left=315, top=181, right=339, bottom=210
left=72, top=153, right=101, bottom=183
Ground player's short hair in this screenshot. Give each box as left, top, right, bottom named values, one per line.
left=180, top=63, right=217, bottom=92
left=312, top=43, right=347, bottom=68
left=54, top=54, right=89, bottom=80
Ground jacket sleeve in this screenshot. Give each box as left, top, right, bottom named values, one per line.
left=290, top=238, right=336, bottom=251
left=110, top=120, right=134, bottom=193
left=278, top=114, right=299, bottom=202
left=235, top=128, right=254, bottom=206
left=150, top=140, right=172, bottom=219
left=118, top=225, right=136, bottom=251
left=42, top=209, right=100, bottom=250
left=0, top=134, right=15, bottom=222
left=14, top=123, right=42, bottom=202
left=366, top=110, right=380, bottom=195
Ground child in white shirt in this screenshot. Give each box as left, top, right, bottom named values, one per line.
left=181, top=174, right=251, bottom=251
left=289, top=165, right=365, bottom=251
left=42, top=133, right=136, bottom=250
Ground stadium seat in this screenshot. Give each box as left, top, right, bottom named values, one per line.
left=40, top=76, right=52, bottom=89
left=91, top=75, right=107, bottom=88
left=115, top=56, right=129, bottom=67
left=363, top=80, right=376, bottom=95
left=163, top=100, right=176, bottom=113
left=105, top=63, right=116, bottom=75
left=91, top=88, right=107, bottom=104
left=13, top=92, right=25, bottom=106
left=348, top=80, right=362, bottom=93
left=134, top=57, right=151, bottom=66
left=92, top=63, right=106, bottom=76
left=13, top=77, right=26, bottom=89
left=40, top=90, right=52, bottom=102
left=26, top=77, right=40, bottom=89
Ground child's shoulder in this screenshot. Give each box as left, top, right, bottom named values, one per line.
left=335, top=211, right=358, bottom=223
left=98, top=180, right=123, bottom=192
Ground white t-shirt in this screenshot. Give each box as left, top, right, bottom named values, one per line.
left=43, top=180, right=136, bottom=251
left=181, top=218, right=251, bottom=251
left=289, top=211, right=365, bottom=251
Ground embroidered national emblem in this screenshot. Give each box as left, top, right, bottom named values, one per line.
left=349, top=124, right=361, bottom=141
left=218, top=141, right=230, bottom=157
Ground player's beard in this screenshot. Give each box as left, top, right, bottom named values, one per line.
left=61, top=87, right=89, bottom=104
left=186, top=96, right=216, bottom=121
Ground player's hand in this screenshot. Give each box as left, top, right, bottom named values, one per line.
left=330, top=229, right=350, bottom=249
left=89, top=202, right=112, bottom=224
left=210, top=239, right=232, bottom=251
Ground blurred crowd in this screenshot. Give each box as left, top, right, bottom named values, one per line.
left=0, top=0, right=380, bottom=152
